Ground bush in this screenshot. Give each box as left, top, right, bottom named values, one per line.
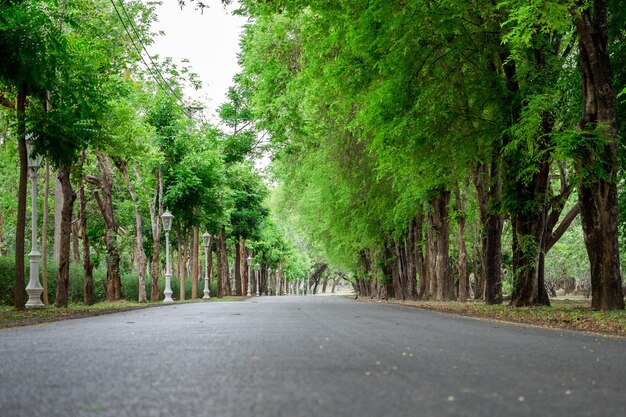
left=0, top=255, right=220, bottom=305
left=0, top=255, right=106, bottom=305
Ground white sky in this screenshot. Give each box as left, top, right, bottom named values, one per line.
left=147, top=0, right=247, bottom=122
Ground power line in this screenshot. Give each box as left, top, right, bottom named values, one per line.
left=115, top=0, right=186, bottom=105
left=108, top=0, right=186, bottom=107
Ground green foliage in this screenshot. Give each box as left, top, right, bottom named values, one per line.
left=0, top=256, right=107, bottom=305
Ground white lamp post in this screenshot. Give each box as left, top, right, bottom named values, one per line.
left=246, top=255, right=252, bottom=296
left=161, top=210, right=174, bottom=302
left=202, top=231, right=211, bottom=300
left=25, top=135, right=44, bottom=309
left=255, top=263, right=260, bottom=296
left=267, top=267, right=272, bottom=296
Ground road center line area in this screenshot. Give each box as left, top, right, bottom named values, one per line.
left=0, top=296, right=624, bottom=417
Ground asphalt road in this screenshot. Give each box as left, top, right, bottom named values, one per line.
left=0, top=296, right=624, bottom=417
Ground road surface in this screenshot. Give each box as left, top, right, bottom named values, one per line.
left=0, top=296, right=624, bottom=417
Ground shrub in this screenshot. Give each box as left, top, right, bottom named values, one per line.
left=0, top=255, right=220, bottom=305
left=0, top=256, right=106, bottom=305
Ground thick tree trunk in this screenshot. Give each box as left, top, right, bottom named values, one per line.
left=149, top=169, right=162, bottom=302
left=430, top=189, right=455, bottom=301
left=55, top=164, right=75, bottom=307
left=474, top=158, right=504, bottom=304
left=14, top=87, right=27, bottom=309
left=78, top=178, right=93, bottom=305
left=509, top=129, right=552, bottom=307
left=455, top=182, right=468, bottom=302
left=572, top=1, right=624, bottom=310
left=86, top=153, right=121, bottom=301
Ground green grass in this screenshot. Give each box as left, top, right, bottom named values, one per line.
left=373, top=298, right=626, bottom=336
left=0, top=295, right=249, bottom=328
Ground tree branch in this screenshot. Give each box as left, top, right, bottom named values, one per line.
left=0, top=93, right=13, bottom=109
left=84, top=174, right=103, bottom=189
left=547, top=202, right=581, bottom=251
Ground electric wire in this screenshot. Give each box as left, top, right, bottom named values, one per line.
left=108, top=0, right=187, bottom=109
left=115, top=0, right=187, bottom=105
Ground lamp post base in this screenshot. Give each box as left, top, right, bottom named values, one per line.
left=203, top=278, right=211, bottom=300
left=26, top=251, right=44, bottom=309
left=164, top=272, right=174, bottom=303
left=25, top=288, right=44, bottom=308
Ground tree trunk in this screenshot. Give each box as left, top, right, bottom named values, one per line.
left=405, top=220, right=418, bottom=300
left=78, top=178, right=93, bottom=305
left=14, top=87, right=27, bottom=309
left=71, top=220, right=80, bottom=264
left=395, top=239, right=407, bottom=300
left=177, top=223, right=185, bottom=301
left=277, top=262, right=283, bottom=295
left=321, top=273, right=329, bottom=293
left=509, top=127, right=551, bottom=307
left=455, top=182, right=468, bottom=302
left=235, top=236, right=243, bottom=296
left=117, top=162, right=147, bottom=302
left=572, top=1, right=624, bottom=310
left=216, top=231, right=230, bottom=297
left=215, top=233, right=224, bottom=298
left=243, top=242, right=250, bottom=296
left=430, top=189, right=455, bottom=301
left=425, top=216, right=436, bottom=299
left=41, top=163, right=50, bottom=305
left=474, top=157, right=504, bottom=304
left=0, top=209, right=5, bottom=256
left=260, top=267, right=267, bottom=295
left=415, top=212, right=428, bottom=298
left=53, top=177, right=62, bottom=264
left=149, top=168, right=162, bottom=302
left=55, top=164, right=75, bottom=307
left=191, top=226, right=199, bottom=299
left=86, top=153, right=122, bottom=301
left=387, top=243, right=402, bottom=299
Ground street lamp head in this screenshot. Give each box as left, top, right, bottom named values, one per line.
left=26, top=134, right=42, bottom=169
left=161, top=210, right=174, bottom=232
left=255, top=262, right=260, bottom=271
left=247, top=256, right=252, bottom=264
left=202, top=231, right=211, bottom=248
